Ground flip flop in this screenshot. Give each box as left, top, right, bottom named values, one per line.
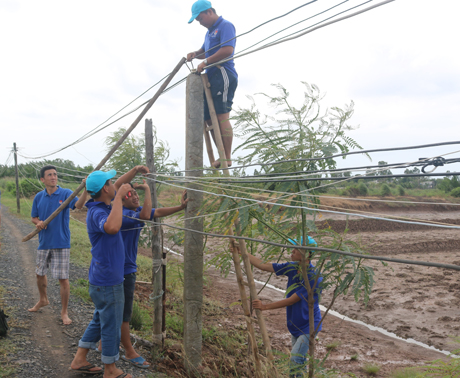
left=121, top=354, right=150, bottom=369
left=71, top=363, right=103, bottom=374
left=115, top=373, right=131, bottom=378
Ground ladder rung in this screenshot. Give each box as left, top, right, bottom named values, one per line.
left=241, top=280, right=250, bottom=287
left=205, top=126, right=214, bottom=132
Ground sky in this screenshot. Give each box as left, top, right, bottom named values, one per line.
left=1, top=0, right=459, bottom=177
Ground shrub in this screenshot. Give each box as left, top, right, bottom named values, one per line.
left=130, top=301, right=143, bottom=331
left=358, top=183, right=368, bottom=196
left=7, top=179, right=42, bottom=198
left=346, top=185, right=360, bottom=197
left=380, top=184, right=392, bottom=197
left=450, top=187, right=460, bottom=198
left=397, top=185, right=405, bottom=196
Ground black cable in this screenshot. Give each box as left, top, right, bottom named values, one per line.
left=133, top=217, right=460, bottom=272
left=159, top=141, right=460, bottom=174
left=195, top=0, right=318, bottom=59
left=218, top=171, right=460, bottom=184
left=234, top=0, right=350, bottom=58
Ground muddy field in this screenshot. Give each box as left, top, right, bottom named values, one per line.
left=155, top=196, right=460, bottom=376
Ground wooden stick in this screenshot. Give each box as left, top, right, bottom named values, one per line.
left=22, top=57, right=186, bottom=242
left=201, top=73, right=229, bottom=174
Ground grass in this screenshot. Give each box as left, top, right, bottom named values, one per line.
left=390, top=367, right=424, bottom=378
left=350, top=353, right=359, bottom=361
left=70, top=278, right=91, bottom=302
left=362, top=363, right=381, bottom=376
left=325, top=340, right=341, bottom=351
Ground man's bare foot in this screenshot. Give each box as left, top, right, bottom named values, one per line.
left=62, top=313, right=72, bottom=325
left=28, top=299, right=49, bottom=312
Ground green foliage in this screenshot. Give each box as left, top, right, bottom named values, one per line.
left=325, top=340, right=341, bottom=351
left=70, top=278, right=91, bottom=302
left=7, top=179, right=43, bottom=197
left=350, top=354, right=359, bottom=361
left=362, top=363, right=380, bottom=375
left=450, top=187, right=460, bottom=197
left=203, top=82, right=377, bottom=378
left=104, top=126, right=179, bottom=175
left=358, top=183, right=368, bottom=196
left=397, top=185, right=405, bottom=196
left=130, top=301, right=144, bottom=331
left=380, top=184, right=392, bottom=196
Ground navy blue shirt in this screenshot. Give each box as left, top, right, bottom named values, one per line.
left=121, top=206, right=155, bottom=275
left=201, top=16, right=237, bottom=78
left=31, top=186, right=78, bottom=250
left=272, top=261, right=323, bottom=337
left=86, top=200, right=125, bottom=286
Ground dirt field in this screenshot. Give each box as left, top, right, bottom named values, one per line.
left=146, top=195, right=460, bottom=376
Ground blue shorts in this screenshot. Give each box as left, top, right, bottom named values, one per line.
left=123, top=273, right=136, bottom=322
left=204, top=67, right=238, bottom=121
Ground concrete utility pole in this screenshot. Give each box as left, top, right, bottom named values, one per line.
left=145, top=119, right=164, bottom=354
left=13, top=143, right=20, bottom=213
left=183, top=73, right=204, bottom=373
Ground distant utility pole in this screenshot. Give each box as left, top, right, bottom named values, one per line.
left=13, top=143, right=20, bottom=213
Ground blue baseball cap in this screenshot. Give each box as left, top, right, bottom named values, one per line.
left=288, top=236, right=317, bottom=248
left=86, top=170, right=116, bottom=195
left=188, top=0, right=212, bottom=24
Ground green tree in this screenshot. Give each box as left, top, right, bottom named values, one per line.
left=206, top=82, right=377, bottom=377
left=104, top=127, right=179, bottom=175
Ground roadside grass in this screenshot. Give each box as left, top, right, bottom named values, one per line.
left=70, top=278, right=91, bottom=303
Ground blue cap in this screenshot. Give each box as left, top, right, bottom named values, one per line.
left=188, top=0, right=212, bottom=24
left=86, top=170, right=116, bottom=194
left=288, top=236, right=317, bottom=248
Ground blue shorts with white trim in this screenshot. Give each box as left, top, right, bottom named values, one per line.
left=204, top=66, right=238, bottom=120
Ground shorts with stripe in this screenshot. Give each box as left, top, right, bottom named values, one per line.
left=204, top=66, right=238, bottom=120
left=35, top=248, right=70, bottom=279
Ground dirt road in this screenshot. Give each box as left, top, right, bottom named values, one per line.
left=0, top=207, right=151, bottom=378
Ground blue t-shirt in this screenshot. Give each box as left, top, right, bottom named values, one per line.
left=31, top=186, right=78, bottom=250
left=121, top=206, right=155, bottom=275
left=86, top=200, right=125, bottom=286
left=201, top=16, right=237, bottom=78
left=272, top=261, right=323, bottom=338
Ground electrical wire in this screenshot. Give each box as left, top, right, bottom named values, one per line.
left=123, top=216, right=460, bottom=272
left=143, top=175, right=460, bottom=230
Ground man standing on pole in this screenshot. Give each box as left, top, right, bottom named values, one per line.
left=187, top=0, right=238, bottom=169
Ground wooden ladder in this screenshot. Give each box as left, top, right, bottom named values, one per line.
left=200, top=73, right=277, bottom=377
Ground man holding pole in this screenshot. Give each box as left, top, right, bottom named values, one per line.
left=70, top=170, right=133, bottom=377
left=29, top=165, right=87, bottom=325
left=187, top=0, right=238, bottom=168
left=245, top=237, right=323, bottom=377
left=95, top=166, right=188, bottom=369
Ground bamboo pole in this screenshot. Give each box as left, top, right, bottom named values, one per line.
left=145, top=119, right=164, bottom=352
left=22, top=58, right=186, bottom=242
left=201, top=72, right=276, bottom=377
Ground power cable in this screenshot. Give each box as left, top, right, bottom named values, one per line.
left=143, top=175, right=460, bottom=230
left=161, top=140, right=460, bottom=174
left=124, top=216, right=460, bottom=272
